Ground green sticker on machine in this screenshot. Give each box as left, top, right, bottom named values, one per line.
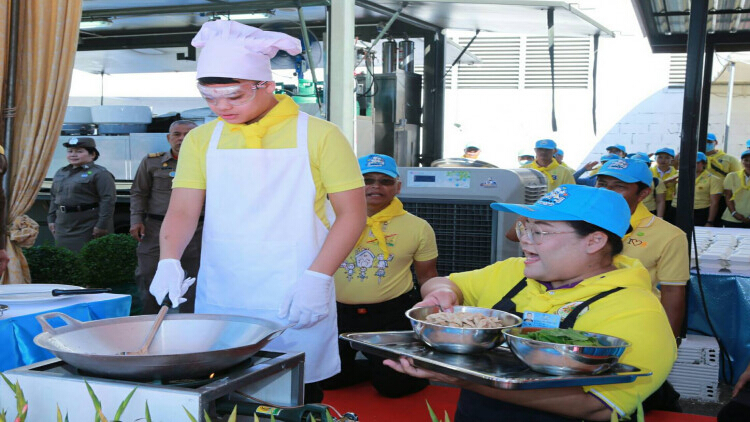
left=256, top=406, right=282, bottom=415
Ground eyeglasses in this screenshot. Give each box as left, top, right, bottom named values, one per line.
left=197, top=81, right=267, bottom=107
left=364, top=177, right=397, bottom=186
left=515, top=220, right=575, bottom=245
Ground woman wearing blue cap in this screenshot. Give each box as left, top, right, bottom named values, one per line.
left=671, top=152, right=723, bottom=226
left=721, top=150, right=750, bottom=228
left=385, top=184, right=676, bottom=421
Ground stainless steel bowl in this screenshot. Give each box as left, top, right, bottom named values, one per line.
left=502, top=327, right=631, bottom=375
left=406, top=306, right=522, bottom=354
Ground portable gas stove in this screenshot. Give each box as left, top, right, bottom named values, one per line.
left=0, top=351, right=315, bottom=421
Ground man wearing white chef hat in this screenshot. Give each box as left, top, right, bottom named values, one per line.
left=150, top=20, right=366, bottom=402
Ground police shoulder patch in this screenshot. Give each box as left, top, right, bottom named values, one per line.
left=148, top=152, right=166, bottom=158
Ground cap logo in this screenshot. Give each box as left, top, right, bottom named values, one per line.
left=538, top=186, right=569, bottom=206
left=609, top=159, right=628, bottom=170
left=69, top=138, right=79, bottom=145
left=367, top=156, right=385, bottom=168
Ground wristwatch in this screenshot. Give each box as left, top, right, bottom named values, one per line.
left=732, top=211, right=739, bottom=217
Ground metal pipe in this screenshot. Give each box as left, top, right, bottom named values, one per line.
left=354, top=2, right=408, bottom=69
left=723, top=62, right=735, bottom=152
left=675, top=0, right=709, bottom=240
left=3, top=0, right=20, bottom=225
left=297, top=4, right=322, bottom=112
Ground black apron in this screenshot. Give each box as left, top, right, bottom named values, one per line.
left=455, top=277, right=625, bottom=422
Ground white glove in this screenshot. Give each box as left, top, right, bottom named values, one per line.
left=278, top=270, right=333, bottom=328
left=149, top=259, right=192, bottom=308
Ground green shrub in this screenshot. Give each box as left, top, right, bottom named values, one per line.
left=78, top=234, right=138, bottom=287
left=22, top=243, right=88, bottom=286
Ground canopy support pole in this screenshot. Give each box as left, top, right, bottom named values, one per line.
left=675, top=0, right=709, bottom=239
left=723, top=61, right=735, bottom=152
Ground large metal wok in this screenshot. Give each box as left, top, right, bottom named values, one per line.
left=33, top=312, right=288, bottom=381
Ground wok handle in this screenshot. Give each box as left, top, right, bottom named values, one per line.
left=51, top=288, right=112, bottom=296
left=35, top=312, right=84, bottom=334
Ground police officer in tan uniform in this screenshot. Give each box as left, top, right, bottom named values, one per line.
left=48, top=137, right=116, bottom=252
left=130, top=120, right=202, bottom=313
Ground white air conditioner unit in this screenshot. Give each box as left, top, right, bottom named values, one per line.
left=397, top=167, right=546, bottom=275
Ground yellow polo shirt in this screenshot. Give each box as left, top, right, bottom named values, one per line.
left=174, top=95, right=363, bottom=228
left=721, top=170, right=750, bottom=223
left=706, top=150, right=741, bottom=181
left=522, top=160, right=575, bottom=191
left=651, top=166, right=678, bottom=201
left=642, top=179, right=666, bottom=213
left=449, top=255, right=676, bottom=418
left=335, top=212, right=438, bottom=304
left=672, top=171, right=723, bottom=210
left=623, top=203, right=689, bottom=297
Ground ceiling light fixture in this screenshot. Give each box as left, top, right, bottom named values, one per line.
left=80, top=18, right=113, bottom=29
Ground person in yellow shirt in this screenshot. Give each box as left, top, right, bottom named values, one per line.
left=672, top=152, right=723, bottom=227
left=150, top=21, right=366, bottom=403
left=522, top=139, right=574, bottom=191
left=630, top=152, right=666, bottom=217
left=595, top=158, right=689, bottom=337
left=554, top=148, right=571, bottom=169
left=652, top=148, right=679, bottom=224
left=462, top=143, right=481, bottom=159
left=384, top=185, right=677, bottom=421
left=706, top=133, right=741, bottom=222
left=721, top=150, right=750, bottom=228
left=321, top=154, right=438, bottom=397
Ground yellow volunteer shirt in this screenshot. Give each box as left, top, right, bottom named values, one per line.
left=623, top=203, right=689, bottom=297
left=642, top=179, right=666, bottom=213
left=672, top=171, right=723, bottom=210
left=335, top=212, right=438, bottom=304
left=522, top=160, right=575, bottom=191
left=721, top=170, right=750, bottom=223
left=651, top=166, right=678, bottom=201
left=706, top=150, right=741, bottom=180
left=174, top=95, right=363, bottom=227
left=449, top=255, right=676, bottom=418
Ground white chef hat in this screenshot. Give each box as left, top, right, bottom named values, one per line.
left=192, top=20, right=302, bottom=81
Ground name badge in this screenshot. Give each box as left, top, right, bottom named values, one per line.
left=521, top=311, right=561, bottom=328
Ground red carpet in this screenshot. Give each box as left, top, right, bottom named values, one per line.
left=645, top=411, right=717, bottom=422
left=323, top=384, right=717, bottom=421
left=322, top=383, right=460, bottom=421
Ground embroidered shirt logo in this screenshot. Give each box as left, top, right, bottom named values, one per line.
left=556, top=301, right=588, bottom=319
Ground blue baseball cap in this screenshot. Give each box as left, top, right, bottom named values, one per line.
left=490, top=185, right=630, bottom=237
left=745, top=139, right=750, bottom=148
left=707, top=133, right=717, bottom=142
left=630, top=152, right=652, bottom=163
left=655, top=147, right=675, bottom=157
left=597, top=158, right=653, bottom=186
left=696, top=152, right=707, bottom=162
left=741, top=150, right=750, bottom=159
left=600, top=153, right=619, bottom=162
left=359, top=154, right=399, bottom=178
left=555, top=148, right=564, bottom=156
left=606, top=144, right=627, bottom=154
left=535, top=139, right=557, bottom=150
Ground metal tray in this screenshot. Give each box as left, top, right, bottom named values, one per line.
left=342, top=331, right=652, bottom=390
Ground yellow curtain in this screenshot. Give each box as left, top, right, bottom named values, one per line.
left=1, top=0, right=82, bottom=283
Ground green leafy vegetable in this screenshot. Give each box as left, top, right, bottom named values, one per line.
left=518, top=329, right=602, bottom=346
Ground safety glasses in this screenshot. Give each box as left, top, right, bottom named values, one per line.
left=197, top=81, right=267, bottom=107
left=515, top=220, right=575, bottom=245
left=364, top=177, right=397, bottom=186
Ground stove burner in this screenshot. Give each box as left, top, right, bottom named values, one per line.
left=33, top=354, right=265, bottom=388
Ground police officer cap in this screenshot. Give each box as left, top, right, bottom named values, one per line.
left=63, top=137, right=97, bottom=148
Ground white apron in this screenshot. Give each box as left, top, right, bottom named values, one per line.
left=195, top=113, right=340, bottom=382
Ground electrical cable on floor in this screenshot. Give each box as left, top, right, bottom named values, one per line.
left=691, top=229, right=734, bottom=383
